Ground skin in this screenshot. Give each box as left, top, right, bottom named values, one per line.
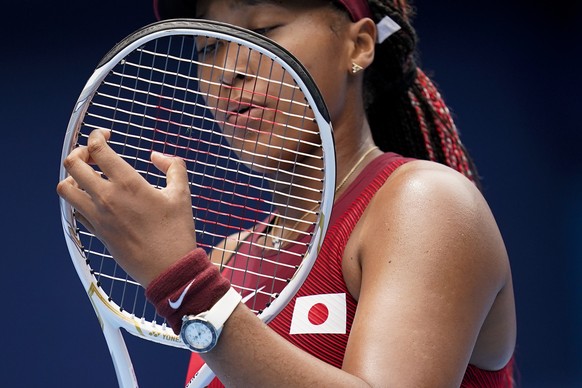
left=57, top=0, right=516, bottom=386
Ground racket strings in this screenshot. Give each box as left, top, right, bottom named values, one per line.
left=78, top=229, right=159, bottom=319
left=106, top=60, right=314, bottom=130
left=76, top=130, right=322, bottom=205
left=85, top=99, right=321, bottom=175
left=194, top=40, right=320, bottom=311
left=76, top=32, right=325, bottom=320
left=138, top=46, right=302, bottom=96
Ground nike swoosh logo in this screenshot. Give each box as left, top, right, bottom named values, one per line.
left=242, top=286, right=265, bottom=303
left=168, top=279, right=196, bottom=310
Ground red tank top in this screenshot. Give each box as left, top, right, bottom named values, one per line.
left=186, top=152, right=514, bottom=387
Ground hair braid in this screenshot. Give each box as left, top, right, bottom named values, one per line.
left=364, top=0, right=480, bottom=185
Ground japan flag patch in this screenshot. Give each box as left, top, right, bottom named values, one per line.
left=289, top=293, right=347, bottom=335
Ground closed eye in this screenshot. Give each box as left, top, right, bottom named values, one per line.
left=196, top=37, right=219, bottom=55
left=252, top=26, right=279, bottom=36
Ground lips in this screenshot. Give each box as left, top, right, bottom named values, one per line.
left=227, top=101, right=253, bottom=117
left=225, top=100, right=267, bottom=127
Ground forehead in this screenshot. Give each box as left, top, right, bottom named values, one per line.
left=195, top=0, right=281, bottom=10
left=195, top=0, right=329, bottom=16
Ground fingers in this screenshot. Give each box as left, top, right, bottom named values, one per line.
left=57, top=175, right=98, bottom=222
left=84, top=129, right=140, bottom=182
left=151, top=151, right=190, bottom=195
left=62, top=142, right=107, bottom=198
left=150, top=151, right=174, bottom=174
left=62, top=129, right=147, bottom=195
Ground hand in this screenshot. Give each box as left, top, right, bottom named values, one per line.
left=57, top=129, right=197, bottom=287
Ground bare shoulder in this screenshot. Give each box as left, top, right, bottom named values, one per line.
left=363, top=161, right=506, bottom=253
left=365, top=159, right=509, bottom=273
left=359, top=159, right=512, bottom=292
left=346, top=159, right=513, bottom=294
left=342, top=160, right=515, bottom=384
left=382, top=159, right=493, bottom=219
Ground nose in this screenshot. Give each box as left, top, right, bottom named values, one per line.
left=217, top=43, right=252, bottom=86
left=218, top=68, right=246, bottom=86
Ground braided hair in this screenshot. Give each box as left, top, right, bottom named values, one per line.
left=338, top=0, right=480, bottom=185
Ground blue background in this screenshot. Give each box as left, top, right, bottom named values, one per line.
left=1, top=1, right=580, bottom=386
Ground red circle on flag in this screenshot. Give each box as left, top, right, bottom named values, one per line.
left=308, top=302, right=329, bottom=325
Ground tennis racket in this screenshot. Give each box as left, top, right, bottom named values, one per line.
left=59, top=19, right=335, bottom=388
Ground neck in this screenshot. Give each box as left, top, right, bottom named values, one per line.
left=333, top=114, right=380, bottom=197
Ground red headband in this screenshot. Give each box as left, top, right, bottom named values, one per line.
left=154, top=0, right=373, bottom=22
left=337, top=0, right=373, bottom=21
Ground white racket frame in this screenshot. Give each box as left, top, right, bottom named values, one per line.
left=60, top=20, right=335, bottom=388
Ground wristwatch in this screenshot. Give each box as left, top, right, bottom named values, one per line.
left=180, top=287, right=242, bottom=353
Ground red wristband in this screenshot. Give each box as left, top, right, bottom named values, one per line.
left=145, top=248, right=230, bottom=334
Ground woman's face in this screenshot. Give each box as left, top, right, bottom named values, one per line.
left=196, top=0, right=352, bottom=106
left=194, top=0, right=352, bottom=171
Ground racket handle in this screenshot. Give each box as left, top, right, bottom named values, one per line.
left=185, top=363, right=216, bottom=388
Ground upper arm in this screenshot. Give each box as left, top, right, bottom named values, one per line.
left=342, top=161, right=510, bottom=387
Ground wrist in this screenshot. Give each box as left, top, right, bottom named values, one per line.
left=145, top=248, right=231, bottom=333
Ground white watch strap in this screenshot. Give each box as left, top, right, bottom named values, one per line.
left=204, top=287, right=242, bottom=329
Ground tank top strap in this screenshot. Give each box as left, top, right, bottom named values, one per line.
left=330, top=152, right=412, bottom=228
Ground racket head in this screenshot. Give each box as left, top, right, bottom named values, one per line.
left=60, top=19, right=336, bottom=347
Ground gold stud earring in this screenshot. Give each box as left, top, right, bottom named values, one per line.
left=351, top=62, right=364, bottom=74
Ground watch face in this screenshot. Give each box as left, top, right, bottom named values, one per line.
left=182, top=319, right=217, bottom=353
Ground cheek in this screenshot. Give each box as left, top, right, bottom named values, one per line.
left=276, top=20, right=350, bottom=121
left=296, top=47, right=348, bottom=118
left=306, top=62, right=348, bottom=121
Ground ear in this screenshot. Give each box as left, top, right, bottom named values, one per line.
left=347, top=17, right=376, bottom=74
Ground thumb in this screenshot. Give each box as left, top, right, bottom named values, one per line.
left=151, top=151, right=190, bottom=191
left=151, top=151, right=174, bottom=174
